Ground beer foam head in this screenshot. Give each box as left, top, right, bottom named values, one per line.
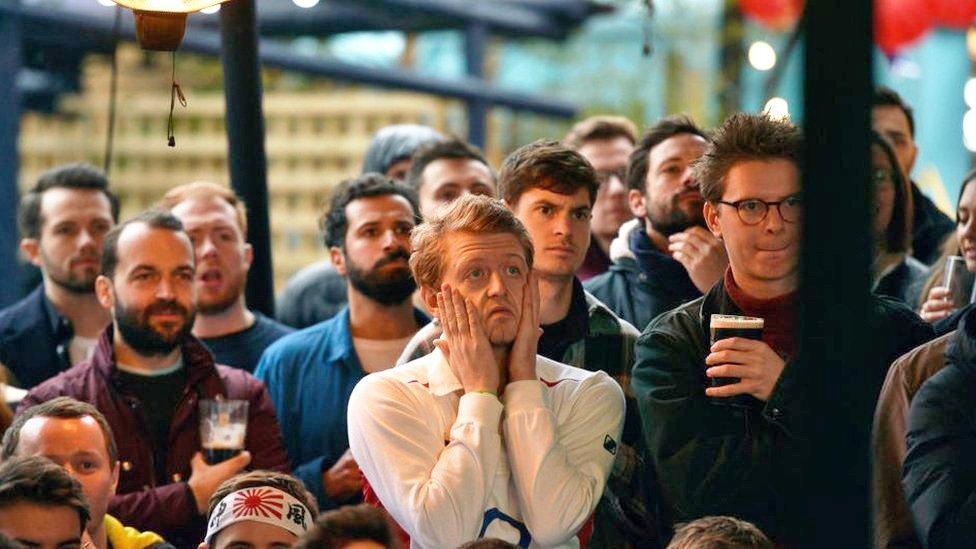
left=709, top=314, right=764, bottom=329
left=205, top=486, right=312, bottom=543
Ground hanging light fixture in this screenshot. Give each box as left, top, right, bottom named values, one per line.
left=110, top=0, right=231, bottom=51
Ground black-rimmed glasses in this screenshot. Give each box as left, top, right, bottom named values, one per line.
left=716, top=194, right=803, bottom=225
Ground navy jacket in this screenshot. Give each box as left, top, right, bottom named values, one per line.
left=904, top=307, right=976, bottom=548
left=255, top=306, right=429, bottom=510
left=0, top=285, right=72, bottom=388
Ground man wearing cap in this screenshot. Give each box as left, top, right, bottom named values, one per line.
left=277, top=124, right=443, bottom=329
left=201, top=471, right=319, bottom=549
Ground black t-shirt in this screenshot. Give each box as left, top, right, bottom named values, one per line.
left=116, top=364, right=188, bottom=483
left=201, top=312, right=294, bottom=373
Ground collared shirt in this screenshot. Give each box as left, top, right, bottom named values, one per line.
left=254, top=306, right=430, bottom=509
left=393, top=289, right=647, bottom=546
left=348, top=349, right=624, bottom=549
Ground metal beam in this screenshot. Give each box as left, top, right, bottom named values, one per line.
left=3, top=3, right=577, bottom=118
left=464, top=22, right=488, bottom=148
left=0, top=3, right=23, bottom=309
left=219, top=0, right=274, bottom=318
left=352, top=0, right=570, bottom=39
left=800, top=0, right=874, bottom=546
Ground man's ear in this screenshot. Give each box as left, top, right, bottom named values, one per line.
left=110, top=460, right=120, bottom=493
left=329, top=246, right=347, bottom=276
left=241, top=242, right=253, bottom=272
left=95, top=275, right=114, bottom=310
left=704, top=201, right=722, bottom=240
left=628, top=189, right=647, bottom=219
left=20, top=238, right=41, bottom=267
left=421, top=285, right=438, bottom=317
left=907, top=143, right=918, bottom=175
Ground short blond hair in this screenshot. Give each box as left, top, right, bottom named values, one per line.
left=667, top=516, right=773, bottom=549
left=158, top=181, right=248, bottom=237
left=409, top=194, right=534, bottom=290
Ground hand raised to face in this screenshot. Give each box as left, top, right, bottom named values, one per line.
left=508, top=270, right=541, bottom=383
left=433, top=284, right=501, bottom=394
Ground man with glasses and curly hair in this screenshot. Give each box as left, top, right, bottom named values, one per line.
left=632, top=113, right=932, bottom=545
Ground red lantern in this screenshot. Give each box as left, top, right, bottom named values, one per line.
left=875, top=0, right=935, bottom=55
left=739, top=0, right=804, bottom=31
left=930, top=0, right=976, bottom=29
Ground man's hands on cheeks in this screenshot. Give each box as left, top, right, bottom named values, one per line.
left=704, top=337, right=785, bottom=402
left=433, top=284, right=500, bottom=394
left=187, top=450, right=251, bottom=514
left=507, top=271, right=541, bottom=383
left=668, top=226, right=729, bottom=292
left=322, top=448, right=363, bottom=502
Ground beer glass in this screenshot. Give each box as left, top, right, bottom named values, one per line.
left=943, top=256, right=972, bottom=309
left=200, top=399, right=248, bottom=464
left=709, top=315, right=764, bottom=389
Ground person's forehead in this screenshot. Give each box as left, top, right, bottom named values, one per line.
left=516, top=186, right=591, bottom=209
left=723, top=158, right=800, bottom=198
left=170, top=196, right=240, bottom=231
left=213, top=520, right=297, bottom=548
left=116, top=224, right=194, bottom=268
left=648, top=133, right=707, bottom=166
left=422, top=158, right=494, bottom=186
left=872, top=105, right=912, bottom=135
left=345, top=194, right=414, bottom=223
left=19, top=415, right=108, bottom=457
left=39, top=187, right=113, bottom=221
left=0, top=502, right=81, bottom=539
left=449, top=232, right=526, bottom=263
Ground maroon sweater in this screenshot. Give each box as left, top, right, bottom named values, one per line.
left=724, top=269, right=798, bottom=359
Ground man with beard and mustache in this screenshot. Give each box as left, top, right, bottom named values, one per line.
left=158, top=182, right=293, bottom=373
left=0, top=163, right=119, bottom=389
left=255, top=174, right=428, bottom=511
left=586, top=115, right=729, bottom=330
left=19, top=210, right=289, bottom=546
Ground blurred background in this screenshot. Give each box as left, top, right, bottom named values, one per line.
left=3, top=0, right=973, bottom=291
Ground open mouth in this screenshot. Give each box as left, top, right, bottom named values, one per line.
left=199, top=269, right=223, bottom=287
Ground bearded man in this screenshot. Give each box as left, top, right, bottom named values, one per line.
left=255, top=174, right=428, bottom=511
left=19, top=209, right=289, bottom=546
left=586, top=115, right=729, bottom=329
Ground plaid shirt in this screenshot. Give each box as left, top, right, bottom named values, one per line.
left=395, top=291, right=652, bottom=547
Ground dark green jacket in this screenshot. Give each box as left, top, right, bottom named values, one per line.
left=633, top=280, right=933, bottom=543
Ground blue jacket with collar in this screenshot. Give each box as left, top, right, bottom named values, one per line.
left=0, top=285, right=72, bottom=388
left=254, top=306, right=429, bottom=510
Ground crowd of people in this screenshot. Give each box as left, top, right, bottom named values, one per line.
left=0, top=86, right=969, bottom=548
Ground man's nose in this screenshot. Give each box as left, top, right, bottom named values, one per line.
left=198, top=235, right=218, bottom=259
left=681, top=165, right=697, bottom=188
left=487, top=270, right=507, bottom=297
left=607, top=175, right=627, bottom=195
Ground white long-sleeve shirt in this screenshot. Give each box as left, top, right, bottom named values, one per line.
left=347, top=349, right=625, bottom=549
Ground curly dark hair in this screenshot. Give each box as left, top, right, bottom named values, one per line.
left=0, top=456, right=90, bottom=534
left=320, top=173, right=421, bottom=249
left=497, top=140, right=599, bottom=206
left=17, top=163, right=120, bottom=240
left=694, top=113, right=803, bottom=204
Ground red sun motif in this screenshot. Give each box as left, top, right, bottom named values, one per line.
left=232, top=488, right=284, bottom=519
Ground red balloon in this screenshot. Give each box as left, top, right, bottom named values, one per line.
left=930, top=0, right=976, bottom=29
left=875, top=0, right=935, bottom=55
left=740, top=0, right=804, bottom=31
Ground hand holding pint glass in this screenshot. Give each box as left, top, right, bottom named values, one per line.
left=705, top=315, right=785, bottom=402
left=200, top=399, right=248, bottom=464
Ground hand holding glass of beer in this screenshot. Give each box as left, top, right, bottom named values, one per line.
left=199, top=399, right=248, bottom=464
left=708, top=315, right=764, bottom=386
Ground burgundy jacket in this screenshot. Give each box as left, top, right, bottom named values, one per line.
left=19, top=327, right=290, bottom=548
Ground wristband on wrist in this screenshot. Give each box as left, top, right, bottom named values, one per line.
left=469, top=389, right=498, bottom=398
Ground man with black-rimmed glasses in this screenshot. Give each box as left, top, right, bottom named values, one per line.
left=632, top=113, right=932, bottom=545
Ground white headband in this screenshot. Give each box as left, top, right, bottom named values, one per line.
left=205, top=486, right=313, bottom=543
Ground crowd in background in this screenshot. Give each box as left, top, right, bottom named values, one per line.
left=0, top=85, right=970, bottom=549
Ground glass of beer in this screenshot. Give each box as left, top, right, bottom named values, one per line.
left=200, top=399, right=248, bottom=464
left=709, top=315, right=764, bottom=390
left=943, top=256, right=972, bottom=309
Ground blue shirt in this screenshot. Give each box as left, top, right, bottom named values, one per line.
left=254, top=306, right=429, bottom=509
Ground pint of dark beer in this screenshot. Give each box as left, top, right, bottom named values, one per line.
left=709, top=314, right=764, bottom=389
left=200, top=399, right=248, bottom=464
